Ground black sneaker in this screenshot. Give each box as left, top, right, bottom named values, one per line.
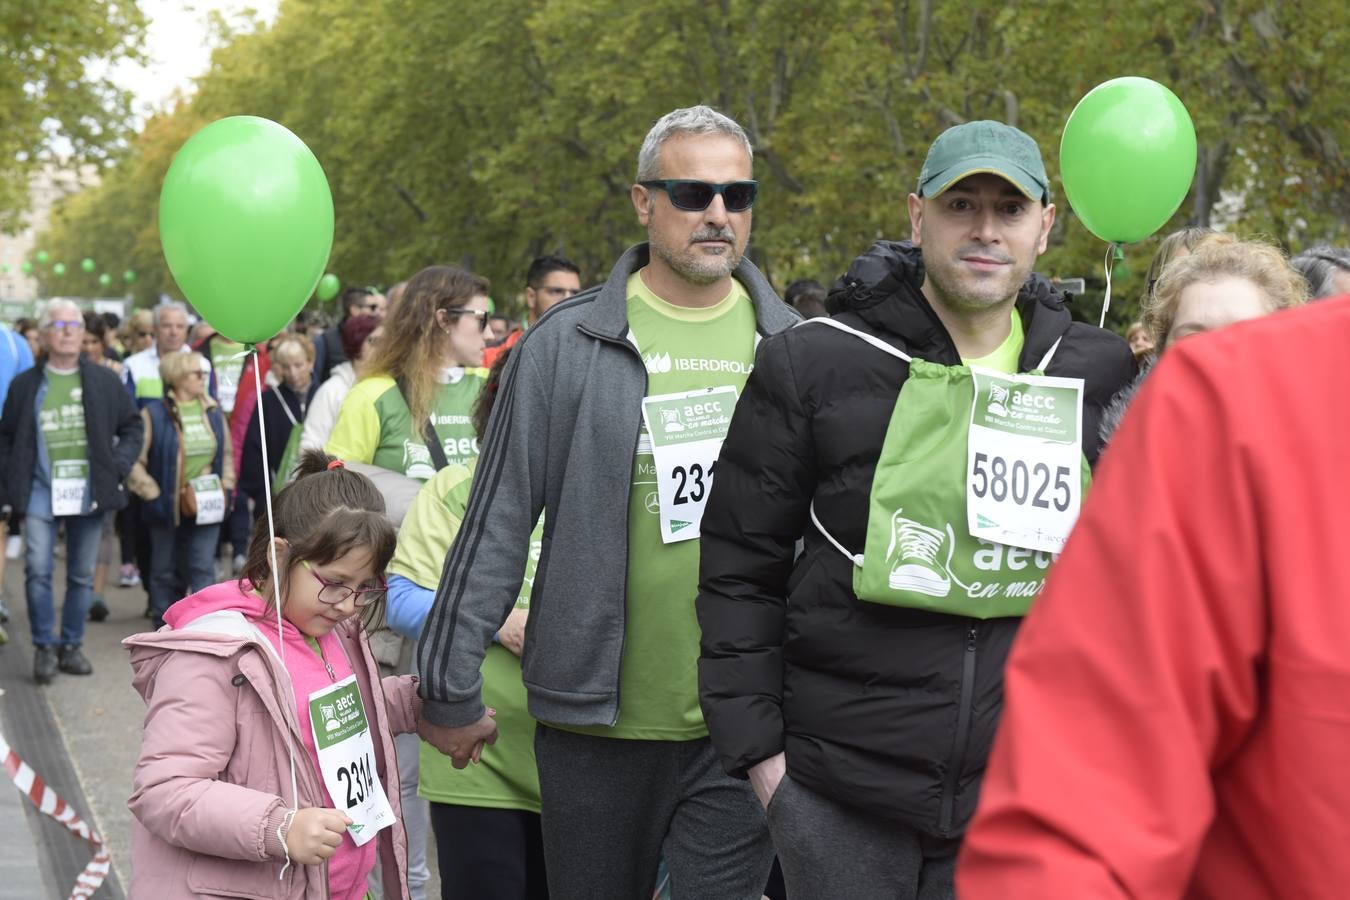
left=89, top=596, right=109, bottom=622
left=57, top=646, right=93, bottom=676
left=34, top=646, right=58, bottom=684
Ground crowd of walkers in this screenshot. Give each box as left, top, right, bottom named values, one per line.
left=0, top=103, right=1347, bottom=899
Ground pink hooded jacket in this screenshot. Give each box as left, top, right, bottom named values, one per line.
left=124, top=581, right=418, bottom=899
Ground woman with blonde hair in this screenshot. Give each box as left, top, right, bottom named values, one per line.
left=130, top=349, right=234, bottom=629
left=1102, top=237, right=1308, bottom=443
left=327, top=265, right=490, bottom=482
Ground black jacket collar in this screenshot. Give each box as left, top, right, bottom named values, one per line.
left=829, top=240, right=1074, bottom=369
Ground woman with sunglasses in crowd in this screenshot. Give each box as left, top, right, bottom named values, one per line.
left=326, top=265, right=489, bottom=483
left=128, top=349, right=235, bottom=630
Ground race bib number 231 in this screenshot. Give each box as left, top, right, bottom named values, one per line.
left=640, top=386, right=739, bottom=544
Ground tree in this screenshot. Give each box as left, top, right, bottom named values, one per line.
left=0, top=0, right=146, bottom=229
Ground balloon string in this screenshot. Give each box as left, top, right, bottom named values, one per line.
left=1099, top=242, right=1119, bottom=329
left=251, top=348, right=300, bottom=876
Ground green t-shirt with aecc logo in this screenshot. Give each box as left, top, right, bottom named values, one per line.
left=40, top=368, right=88, bottom=468
left=388, top=461, right=543, bottom=813
left=567, top=271, right=757, bottom=741
left=325, top=371, right=485, bottom=481
left=177, top=400, right=217, bottom=478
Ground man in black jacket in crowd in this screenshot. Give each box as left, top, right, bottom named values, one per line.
left=696, top=121, right=1134, bottom=899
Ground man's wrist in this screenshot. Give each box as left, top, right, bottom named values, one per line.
left=417, top=695, right=487, bottom=729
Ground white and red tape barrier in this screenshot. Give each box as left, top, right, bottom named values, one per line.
left=0, top=729, right=110, bottom=898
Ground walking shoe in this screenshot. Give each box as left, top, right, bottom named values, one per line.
left=34, top=647, right=58, bottom=684
left=118, top=564, right=141, bottom=588
left=57, top=646, right=93, bottom=676
left=88, top=595, right=110, bottom=622
left=0, top=595, right=9, bottom=624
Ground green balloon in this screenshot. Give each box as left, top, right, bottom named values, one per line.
left=1060, top=77, right=1197, bottom=244
left=81, top=258, right=95, bottom=273
left=316, top=272, right=340, bottom=301
left=35, top=250, right=49, bottom=265
left=159, top=116, right=334, bottom=343
left=53, top=262, right=67, bottom=276
left=99, top=273, right=112, bottom=287
left=21, top=261, right=32, bottom=274
left=486, top=297, right=496, bottom=315
left=1, top=264, right=8, bottom=273
left=124, top=269, right=136, bottom=283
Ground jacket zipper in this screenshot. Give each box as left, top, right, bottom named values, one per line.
left=938, top=621, right=978, bottom=837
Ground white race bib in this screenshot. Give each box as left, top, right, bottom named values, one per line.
left=640, top=386, right=738, bottom=544
left=51, top=459, right=88, bottom=517
left=966, top=367, right=1085, bottom=554
left=190, top=474, right=226, bottom=525
left=307, top=674, right=395, bottom=847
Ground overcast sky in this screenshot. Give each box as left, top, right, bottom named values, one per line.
left=106, top=0, right=280, bottom=115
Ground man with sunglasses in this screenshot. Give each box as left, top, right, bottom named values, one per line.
left=695, top=121, right=1134, bottom=898
left=483, top=255, right=582, bottom=368
left=315, top=285, right=388, bottom=384
left=416, top=105, right=796, bottom=898
left=124, top=301, right=194, bottom=408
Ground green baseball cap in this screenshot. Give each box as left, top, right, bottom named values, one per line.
left=917, top=120, right=1050, bottom=204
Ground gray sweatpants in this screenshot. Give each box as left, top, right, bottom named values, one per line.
left=533, top=725, right=772, bottom=899
left=768, top=774, right=959, bottom=900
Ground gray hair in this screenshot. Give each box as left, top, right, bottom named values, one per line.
left=1290, top=246, right=1350, bottom=299
left=635, top=106, right=753, bottom=182
left=152, top=300, right=189, bottom=326
left=38, top=298, right=83, bottom=329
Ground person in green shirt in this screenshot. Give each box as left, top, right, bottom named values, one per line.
left=384, top=347, right=547, bottom=899
left=416, top=106, right=798, bottom=900
left=327, top=266, right=490, bottom=481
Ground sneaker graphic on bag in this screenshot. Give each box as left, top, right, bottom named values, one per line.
left=885, top=511, right=953, bottom=598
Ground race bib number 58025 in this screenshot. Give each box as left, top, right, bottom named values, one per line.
left=966, top=368, right=1085, bottom=554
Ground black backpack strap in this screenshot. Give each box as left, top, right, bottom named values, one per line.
left=395, top=378, right=449, bottom=472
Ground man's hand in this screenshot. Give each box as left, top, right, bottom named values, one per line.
left=496, top=608, right=529, bottom=657
left=285, top=807, right=351, bottom=864
left=748, top=752, right=787, bottom=810
left=417, top=709, right=498, bottom=769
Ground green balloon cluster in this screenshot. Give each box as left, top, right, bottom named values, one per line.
left=316, top=272, right=340, bottom=301
left=1060, top=77, right=1197, bottom=244
left=159, top=116, right=334, bottom=344
left=81, top=258, right=96, bottom=273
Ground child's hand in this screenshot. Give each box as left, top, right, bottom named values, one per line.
left=285, top=807, right=352, bottom=864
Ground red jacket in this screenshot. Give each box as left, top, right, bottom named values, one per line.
left=958, top=298, right=1350, bottom=899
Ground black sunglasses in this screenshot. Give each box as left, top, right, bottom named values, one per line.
left=444, top=308, right=490, bottom=332
left=640, top=180, right=759, bottom=213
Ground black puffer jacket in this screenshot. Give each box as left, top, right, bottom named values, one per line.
left=697, top=241, right=1134, bottom=838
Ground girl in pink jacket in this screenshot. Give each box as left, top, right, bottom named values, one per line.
left=125, top=450, right=421, bottom=900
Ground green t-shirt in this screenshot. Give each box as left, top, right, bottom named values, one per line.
left=569, top=272, right=757, bottom=741
left=325, top=371, right=485, bottom=480
left=177, top=400, right=218, bottom=478
left=209, top=338, right=247, bottom=414
left=961, top=309, right=1024, bottom=375
left=40, top=368, right=88, bottom=468
left=390, top=462, right=543, bottom=812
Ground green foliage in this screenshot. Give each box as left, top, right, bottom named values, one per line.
left=26, top=0, right=1350, bottom=333
left=0, top=0, right=146, bottom=229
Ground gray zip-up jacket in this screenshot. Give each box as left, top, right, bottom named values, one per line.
left=417, top=242, right=799, bottom=728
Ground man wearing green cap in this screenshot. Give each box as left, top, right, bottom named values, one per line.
left=696, top=121, right=1134, bottom=898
